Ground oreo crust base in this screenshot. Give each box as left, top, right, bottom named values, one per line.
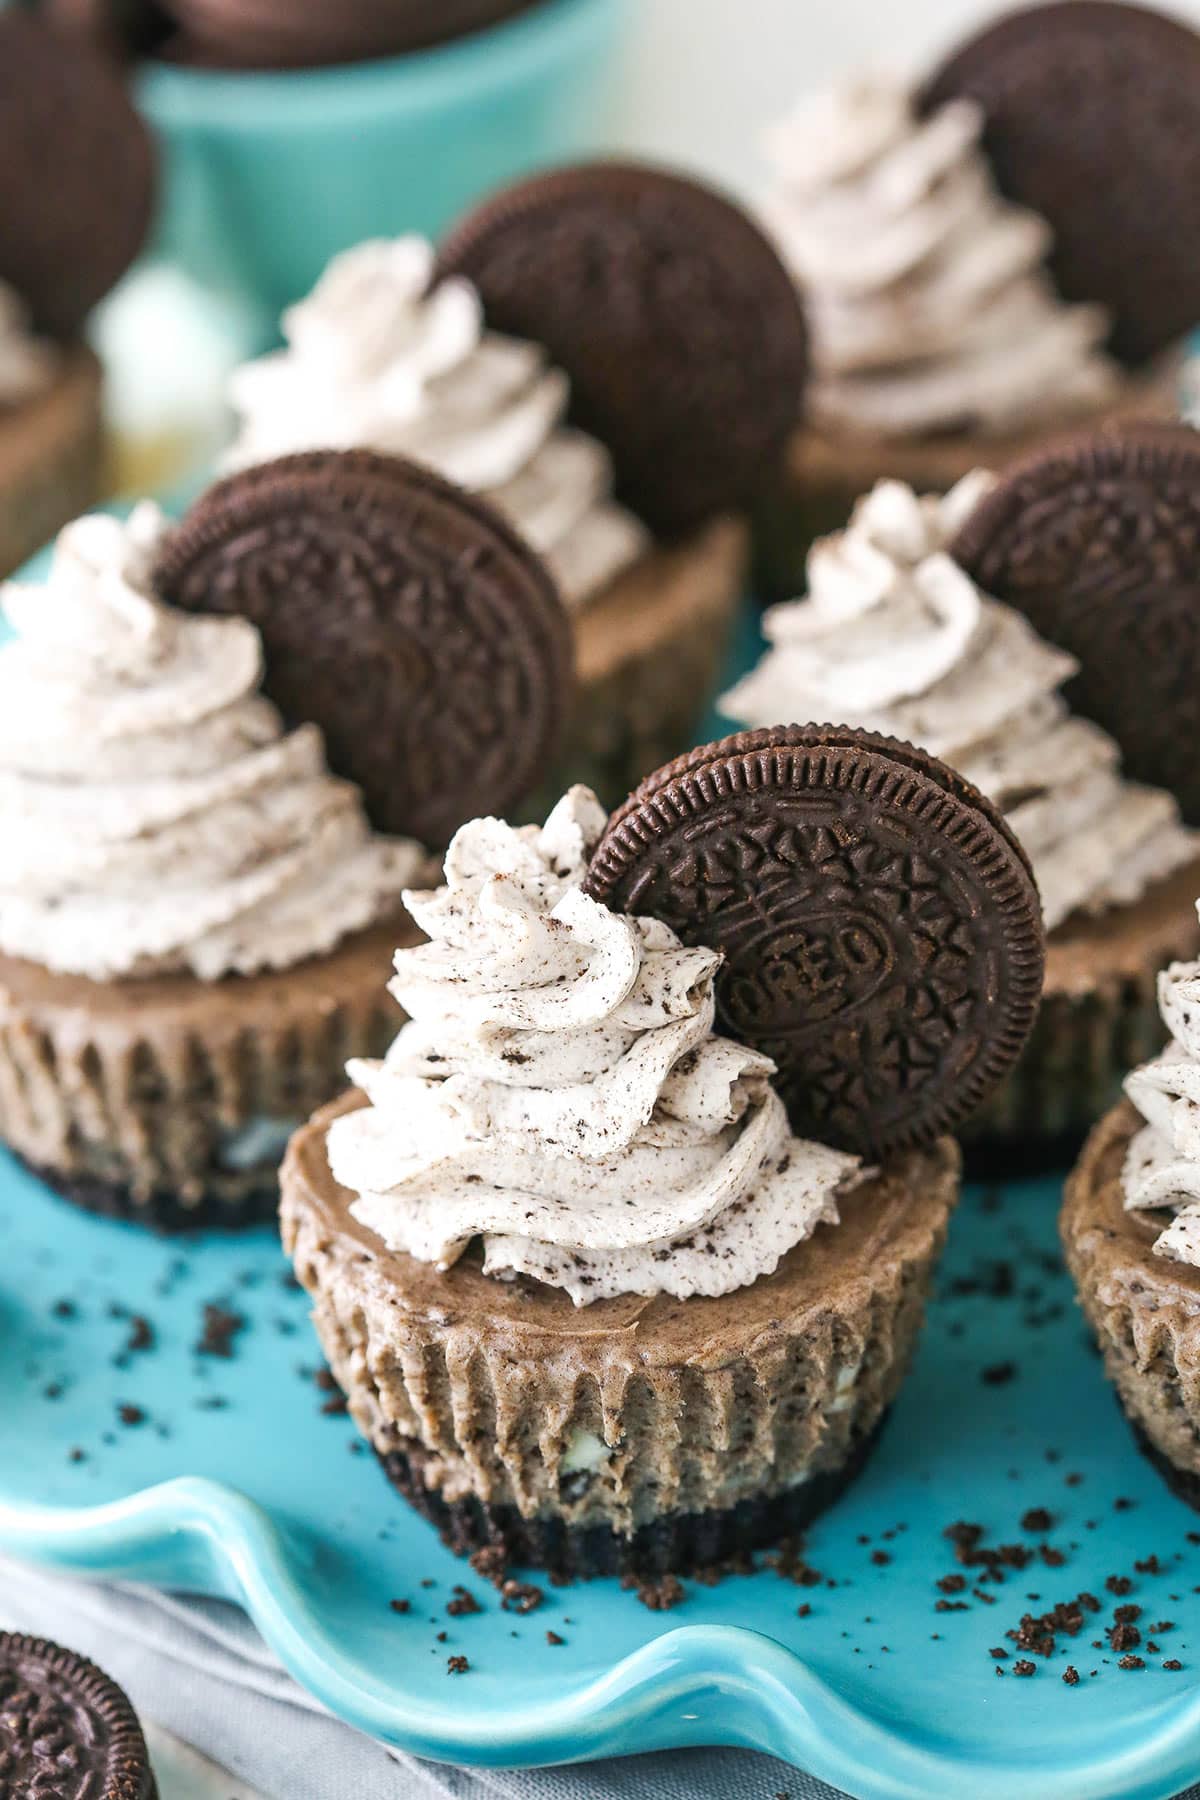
left=17, top=1155, right=281, bottom=1233
left=1133, top=1421, right=1200, bottom=1515
left=379, top=1414, right=888, bottom=1579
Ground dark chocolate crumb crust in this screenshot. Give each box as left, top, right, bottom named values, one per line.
left=584, top=725, right=1045, bottom=1157
left=920, top=0, right=1200, bottom=364
left=152, top=449, right=573, bottom=848
left=0, top=12, right=156, bottom=336
left=437, top=161, right=808, bottom=537
left=950, top=421, right=1200, bottom=822
left=379, top=1414, right=887, bottom=1580
left=20, top=1156, right=281, bottom=1233
left=0, top=1633, right=157, bottom=1799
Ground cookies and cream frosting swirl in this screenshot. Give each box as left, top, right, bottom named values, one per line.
left=722, top=474, right=1197, bottom=932
left=762, top=77, right=1122, bottom=437
left=326, top=787, right=861, bottom=1306
left=0, top=279, right=58, bottom=409
left=225, top=237, right=649, bottom=608
left=0, top=505, right=424, bottom=982
left=1123, top=920, right=1200, bottom=1267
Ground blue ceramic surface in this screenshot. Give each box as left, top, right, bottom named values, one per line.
left=4, top=1150, right=1200, bottom=1798
left=134, top=0, right=629, bottom=331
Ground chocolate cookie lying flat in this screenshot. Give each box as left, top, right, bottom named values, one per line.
left=153, top=450, right=573, bottom=848
left=920, top=0, right=1200, bottom=365
left=585, top=725, right=1044, bottom=1157
left=438, top=162, right=808, bottom=537
left=0, top=12, right=156, bottom=335
left=0, top=1632, right=158, bottom=1799
left=951, top=421, right=1200, bottom=823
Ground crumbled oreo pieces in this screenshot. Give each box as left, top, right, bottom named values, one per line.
left=584, top=726, right=1044, bottom=1156
left=920, top=0, right=1200, bottom=363
left=153, top=450, right=573, bottom=849
left=951, top=421, right=1200, bottom=821
left=0, top=1632, right=158, bottom=1798
left=438, top=162, right=808, bottom=536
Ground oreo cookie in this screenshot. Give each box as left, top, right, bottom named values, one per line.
left=950, top=420, right=1200, bottom=823
left=437, top=161, right=808, bottom=537
left=163, top=0, right=536, bottom=65
left=920, top=0, right=1200, bottom=365
left=584, top=726, right=1044, bottom=1157
left=0, top=12, right=156, bottom=335
left=0, top=1632, right=157, bottom=1798
left=152, top=449, right=573, bottom=848
left=44, top=0, right=174, bottom=61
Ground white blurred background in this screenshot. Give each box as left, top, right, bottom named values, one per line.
left=623, top=0, right=1200, bottom=197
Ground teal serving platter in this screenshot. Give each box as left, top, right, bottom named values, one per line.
left=4, top=592, right=1200, bottom=1797
left=6, top=1129, right=1200, bottom=1799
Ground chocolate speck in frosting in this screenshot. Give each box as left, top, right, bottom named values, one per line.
left=328, top=786, right=861, bottom=1308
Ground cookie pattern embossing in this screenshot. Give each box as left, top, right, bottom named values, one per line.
left=920, top=0, right=1200, bottom=364
left=154, top=450, right=572, bottom=848
left=0, top=1635, right=155, bottom=1799
left=438, top=163, right=808, bottom=535
left=951, top=423, right=1200, bottom=822
left=586, top=727, right=1044, bottom=1155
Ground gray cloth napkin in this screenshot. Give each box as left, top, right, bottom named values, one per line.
left=0, top=1556, right=836, bottom=1800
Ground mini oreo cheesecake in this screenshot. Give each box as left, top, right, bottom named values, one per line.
left=724, top=453, right=1200, bottom=1152
left=225, top=163, right=808, bottom=807
left=1063, top=896, right=1200, bottom=1507
left=0, top=14, right=156, bottom=573
left=282, top=726, right=1044, bottom=1576
left=0, top=1631, right=157, bottom=1798
left=755, top=0, right=1197, bottom=593
left=0, top=454, right=570, bottom=1227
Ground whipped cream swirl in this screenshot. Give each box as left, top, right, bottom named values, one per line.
left=327, top=788, right=860, bottom=1306
left=762, top=77, right=1123, bottom=437
left=0, top=280, right=58, bottom=409
left=1124, top=921, right=1200, bottom=1267
left=722, top=475, right=1196, bottom=932
left=226, top=237, right=649, bottom=608
left=0, top=506, right=424, bottom=982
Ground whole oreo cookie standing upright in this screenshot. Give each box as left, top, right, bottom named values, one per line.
left=152, top=449, right=573, bottom=848
left=920, top=0, right=1200, bottom=366
left=950, top=420, right=1200, bottom=823
left=437, top=161, right=809, bottom=537
left=585, top=724, right=1045, bottom=1157
left=0, top=11, right=156, bottom=335
left=0, top=1632, right=158, bottom=1798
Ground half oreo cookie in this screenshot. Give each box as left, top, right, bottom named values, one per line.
left=584, top=725, right=1045, bottom=1157
left=950, top=420, right=1200, bottom=823
left=920, top=0, right=1200, bottom=364
left=152, top=449, right=574, bottom=848
left=437, top=161, right=809, bottom=537
left=0, top=1632, right=158, bottom=1799
left=0, top=11, right=157, bottom=335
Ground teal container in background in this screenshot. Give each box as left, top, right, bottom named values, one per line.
left=134, top=0, right=629, bottom=334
